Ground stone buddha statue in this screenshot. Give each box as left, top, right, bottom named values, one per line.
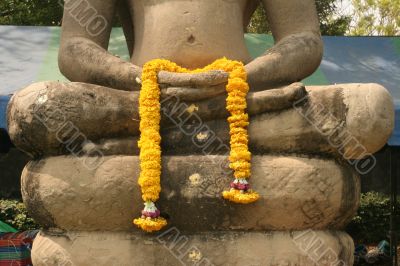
left=7, top=0, right=394, bottom=265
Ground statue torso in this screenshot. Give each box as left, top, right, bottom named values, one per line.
left=127, top=0, right=254, bottom=68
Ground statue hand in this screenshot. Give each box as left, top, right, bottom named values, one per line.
left=158, top=70, right=229, bottom=87
left=156, top=70, right=229, bottom=101
left=160, top=83, right=307, bottom=124
left=160, top=83, right=227, bottom=102
left=247, top=82, right=307, bottom=114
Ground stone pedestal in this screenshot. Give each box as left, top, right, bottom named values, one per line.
left=32, top=230, right=354, bottom=266
left=7, top=83, right=394, bottom=265
left=22, top=155, right=359, bottom=265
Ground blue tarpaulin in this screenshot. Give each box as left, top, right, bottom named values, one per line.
left=0, top=96, right=10, bottom=131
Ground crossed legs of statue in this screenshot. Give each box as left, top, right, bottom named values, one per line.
left=7, top=80, right=392, bottom=159
left=7, top=81, right=305, bottom=156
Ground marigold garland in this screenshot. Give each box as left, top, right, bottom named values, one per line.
left=134, top=58, right=259, bottom=233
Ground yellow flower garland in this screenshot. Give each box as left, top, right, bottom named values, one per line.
left=134, top=58, right=259, bottom=233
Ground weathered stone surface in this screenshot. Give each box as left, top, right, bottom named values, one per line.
left=7, top=81, right=306, bottom=157
left=163, top=83, right=394, bottom=159
left=6, top=81, right=302, bottom=157
left=7, top=82, right=139, bottom=157
left=32, top=230, right=354, bottom=266
left=22, top=155, right=359, bottom=231
left=8, top=83, right=393, bottom=159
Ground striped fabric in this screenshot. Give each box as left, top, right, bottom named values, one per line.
left=0, top=231, right=38, bottom=266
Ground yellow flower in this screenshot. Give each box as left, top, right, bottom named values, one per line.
left=136, top=57, right=259, bottom=233
left=133, top=217, right=168, bottom=233
left=222, top=189, right=260, bottom=204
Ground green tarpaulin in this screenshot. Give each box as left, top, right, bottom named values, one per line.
left=0, top=221, right=17, bottom=233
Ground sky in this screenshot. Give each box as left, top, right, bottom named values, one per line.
left=336, top=0, right=354, bottom=16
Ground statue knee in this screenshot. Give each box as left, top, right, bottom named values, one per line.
left=341, top=83, right=394, bottom=156
left=304, top=83, right=394, bottom=158
left=7, top=81, right=68, bottom=156
left=7, top=81, right=140, bottom=157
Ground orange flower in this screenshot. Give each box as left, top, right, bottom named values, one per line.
left=135, top=58, right=259, bottom=233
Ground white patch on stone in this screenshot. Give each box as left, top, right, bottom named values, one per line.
left=189, top=173, right=201, bottom=185
left=166, top=190, right=176, bottom=199
left=188, top=249, right=202, bottom=262
left=37, top=94, right=48, bottom=104
left=196, top=132, right=208, bottom=141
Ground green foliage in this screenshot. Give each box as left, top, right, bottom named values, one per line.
left=316, top=0, right=352, bottom=35
left=350, top=0, right=400, bottom=36
left=319, top=15, right=351, bottom=36
left=0, top=0, right=123, bottom=26
left=0, top=199, right=40, bottom=231
left=0, top=0, right=63, bottom=26
left=346, top=192, right=400, bottom=243
left=247, top=4, right=269, bottom=34
left=247, top=0, right=351, bottom=35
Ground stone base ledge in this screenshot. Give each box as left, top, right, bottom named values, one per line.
left=32, top=230, right=354, bottom=266
left=22, top=155, right=359, bottom=231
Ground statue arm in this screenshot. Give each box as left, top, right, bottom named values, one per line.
left=245, top=0, right=323, bottom=91
left=58, top=0, right=141, bottom=91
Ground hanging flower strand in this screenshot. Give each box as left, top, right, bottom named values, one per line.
left=133, top=59, right=173, bottom=232
left=218, top=60, right=259, bottom=204
left=134, top=58, right=259, bottom=233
